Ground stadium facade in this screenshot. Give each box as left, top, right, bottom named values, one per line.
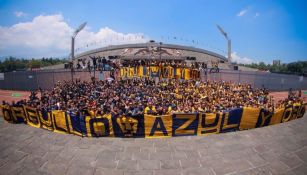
left=75, top=41, right=229, bottom=67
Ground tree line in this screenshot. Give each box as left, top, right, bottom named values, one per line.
left=238, top=61, right=307, bottom=76
left=0, top=57, right=67, bottom=72
left=0, top=57, right=306, bottom=76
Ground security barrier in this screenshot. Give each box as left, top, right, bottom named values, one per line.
left=0, top=104, right=305, bottom=138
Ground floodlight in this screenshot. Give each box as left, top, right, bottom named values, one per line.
left=216, top=24, right=231, bottom=62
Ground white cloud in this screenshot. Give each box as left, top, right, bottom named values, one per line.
left=14, top=11, right=27, bottom=17
left=237, top=9, right=247, bottom=17
left=231, top=52, right=254, bottom=64
left=0, top=14, right=147, bottom=58
left=254, top=12, right=260, bottom=18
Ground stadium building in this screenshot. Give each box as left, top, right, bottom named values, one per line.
left=73, top=40, right=250, bottom=70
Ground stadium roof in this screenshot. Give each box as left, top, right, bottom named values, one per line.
left=75, top=42, right=228, bottom=62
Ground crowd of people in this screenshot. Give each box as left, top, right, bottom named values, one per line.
left=2, top=77, right=304, bottom=117
left=72, top=58, right=211, bottom=72
left=120, top=59, right=208, bottom=69
left=72, top=57, right=119, bottom=72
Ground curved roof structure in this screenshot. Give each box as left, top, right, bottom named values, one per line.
left=75, top=41, right=228, bottom=63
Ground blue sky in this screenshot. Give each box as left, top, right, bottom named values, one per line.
left=0, top=0, right=306, bottom=63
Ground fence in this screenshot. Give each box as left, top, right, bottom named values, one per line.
left=0, top=69, right=110, bottom=91
left=203, top=69, right=306, bottom=91
left=0, top=69, right=306, bottom=91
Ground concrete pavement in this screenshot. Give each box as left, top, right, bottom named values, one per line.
left=0, top=113, right=306, bottom=175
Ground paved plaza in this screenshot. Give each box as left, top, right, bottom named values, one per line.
left=0, top=114, right=306, bottom=175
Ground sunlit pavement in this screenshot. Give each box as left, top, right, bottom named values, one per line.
left=0, top=114, right=306, bottom=175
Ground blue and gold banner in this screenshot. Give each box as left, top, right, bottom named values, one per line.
left=119, top=66, right=200, bottom=80
left=172, top=113, right=199, bottom=136
left=0, top=104, right=305, bottom=138
left=161, top=66, right=175, bottom=79
left=120, top=67, right=129, bottom=78
left=111, top=114, right=144, bottom=137
left=67, top=111, right=86, bottom=136
left=51, top=110, right=69, bottom=134
left=281, top=106, right=294, bottom=123
left=183, top=68, right=190, bottom=80
left=294, top=103, right=305, bottom=119
left=11, top=106, right=26, bottom=123
left=24, top=105, right=41, bottom=128
left=1, top=105, right=14, bottom=123
left=150, top=66, right=160, bottom=77
left=270, top=108, right=284, bottom=125
left=175, top=68, right=182, bottom=79
left=240, top=107, right=261, bottom=130
left=197, top=113, right=222, bottom=135
left=255, top=109, right=273, bottom=128
left=38, top=109, right=53, bottom=131
left=220, top=108, right=243, bottom=133
left=144, top=114, right=172, bottom=138
left=85, top=114, right=114, bottom=137
left=190, top=69, right=200, bottom=80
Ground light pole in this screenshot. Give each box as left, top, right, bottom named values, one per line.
left=71, top=22, right=87, bottom=82
left=217, top=25, right=231, bottom=63
left=159, top=42, right=162, bottom=60
left=71, top=22, right=87, bottom=61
